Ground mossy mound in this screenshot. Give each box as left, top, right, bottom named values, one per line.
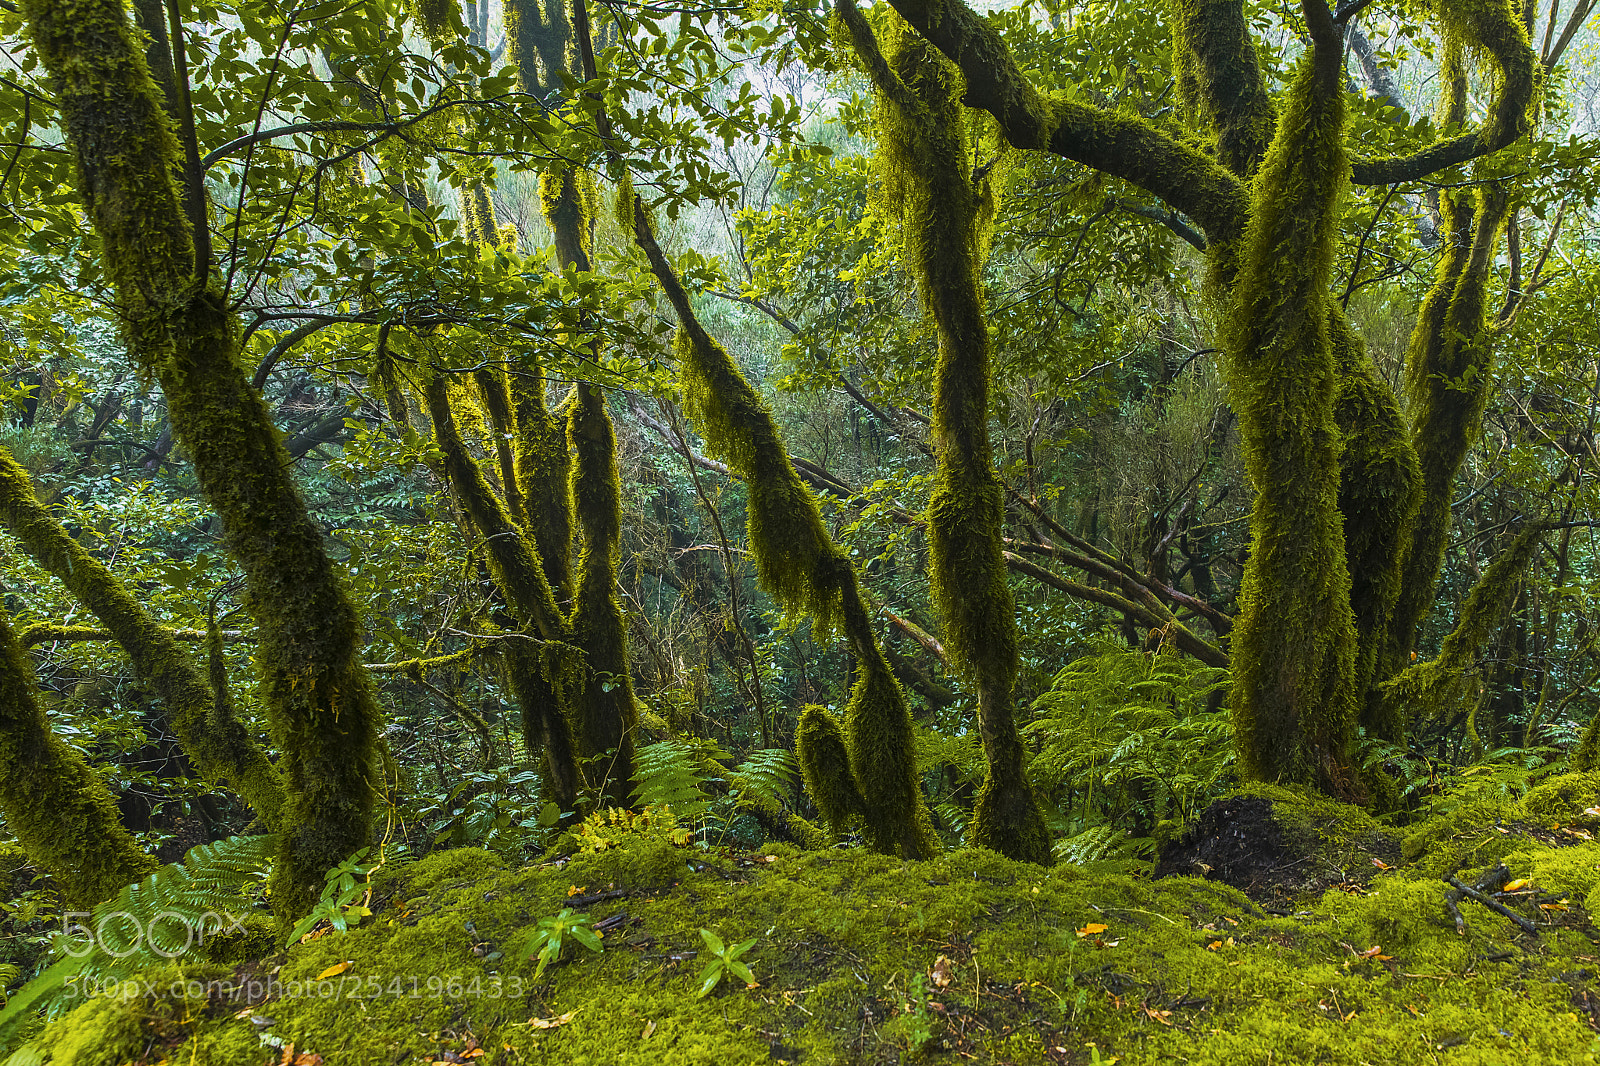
left=13, top=824, right=1600, bottom=1065
left=1155, top=784, right=1403, bottom=908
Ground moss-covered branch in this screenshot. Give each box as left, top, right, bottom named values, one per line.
left=628, top=190, right=936, bottom=860
left=0, top=448, right=285, bottom=826
left=0, top=605, right=155, bottom=907
left=881, top=0, right=1249, bottom=247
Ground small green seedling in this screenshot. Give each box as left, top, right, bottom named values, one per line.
left=528, top=909, right=603, bottom=978
left=696, top=928, right=757, bottom=998
left=287, top=847, right=376, bottom=946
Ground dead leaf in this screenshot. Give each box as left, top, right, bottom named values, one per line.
left=642, top=1020, right=657, bottom=1038
left=527, top=1010, right=578, bottom=1030
left=1372, top=859, right=1391, bottom=870
left=1503, top=878, right=1533, bottom=892
left=1356, top=945, right=1383, bottom=959
left=567, top=885, right=587, bottom=897
left=930, top=955, right=954, bottom=989
left=1142, top=1006, right=1173, bottom=1026
left=756, top=854, right=778, bottom=864
left=1585, top=808, right=1600, bottom=818
left=1076, top=923, right=1109, bottom=938
left=1205, top=940, right=1223, bottom=951
left=315, top=961, right=352, bottom=980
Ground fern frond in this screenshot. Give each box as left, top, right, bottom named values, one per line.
left=0, top=833, right=275, bottom=1053
left=632, top=741, right=717, bottom=818
left=729, top=749, right=799, bottom=815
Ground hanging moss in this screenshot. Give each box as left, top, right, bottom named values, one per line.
left=628, top=189, right=937, bottom=860
left=841, top=5, right=1049, bottom=865
left=1219, top=42, right=1362, bottom=798
left=796, top=704, right=866, bottom=836
left=0, top=445, right=285, bottom=827
left=502, top=641, right=584, bottom=808
left=25, top=0, right=379, bottom=923
left=409, top=0, right=458, bottom=41
left=504, top=0, right=573, bottom=95
left=0, top=606, right=155, bottom=907
left=1328, top=314, right=1422, bottom=742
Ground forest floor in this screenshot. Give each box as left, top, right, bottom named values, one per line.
left=15, top=774, right=1600, bottom=1066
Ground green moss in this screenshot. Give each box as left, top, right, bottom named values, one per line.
left=1522, top=772, right=1600, bottom=824
left=795, top=703, right=866, bottom=836
left=22, top=825, right=1600, bottom=1065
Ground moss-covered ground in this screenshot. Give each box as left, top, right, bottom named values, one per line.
left=15, top=777, right=1600, bottom=1064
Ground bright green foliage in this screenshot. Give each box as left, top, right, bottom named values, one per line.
left=1219, top=48, right=1360, bottom=797
left=0, top=605, right=154, bottom=909
left=287, top=847, right=377, bottom=945
left=528, top=909, right=603, bottom=979
left=1028, top=640, right=1233, bottom=845
left=695, top=928, right=758, bottom=997
left=632, top=741, right=718, bottom=819
left=569, top=804, right=695, bottom=852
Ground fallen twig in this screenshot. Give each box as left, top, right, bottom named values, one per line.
left=1446, top=863, right=1538, bottom=936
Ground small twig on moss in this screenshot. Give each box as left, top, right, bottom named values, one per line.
left=1446, top=863, right=1538, bottom=936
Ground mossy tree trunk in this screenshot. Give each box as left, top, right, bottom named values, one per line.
left=870, top=0, right=1534, bottom=797
left=1216, top=1, right=1360, bottom=797
left=836, top=2, right=1050, bottom=865
left=0, top=604, right=156, bottom=907
left=24, top=0, right=380, bottom=922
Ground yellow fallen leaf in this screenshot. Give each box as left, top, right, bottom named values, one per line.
left=642, top=1020, right=657, bottom=1038
left=1076, top=923, right=1109, bottom=938
left=316, top=961, right=351, bottom=979
left=1205, top=940, right=1223, bottom=951
left=1503, top=878, right=1532, bottom=892
left=568, top=885, right=587, bottom=897
left=528, top=1010, right=578, bottom=1030
left=1356, top=945, right=1383, bottom=959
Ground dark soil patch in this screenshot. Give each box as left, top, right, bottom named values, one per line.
left=1153, top=795, right=1401, bottom=908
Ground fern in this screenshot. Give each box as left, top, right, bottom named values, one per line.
left=0, top=833, right=275, bottom=1053
left=631, top=740, right=724, bottom=819
left=1053, top=824, right=1155, bottom=874
left=1027, top=637, right=1233, bottom=839
left=728, top=749, right=799, bottom=816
